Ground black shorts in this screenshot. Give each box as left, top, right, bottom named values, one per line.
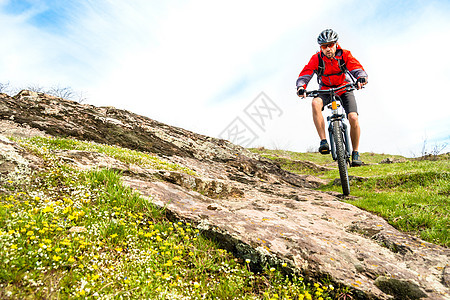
left=318, top=91, right=358, bottom=115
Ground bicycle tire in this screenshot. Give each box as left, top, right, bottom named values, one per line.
left=332, top=120, right=350, bottom=195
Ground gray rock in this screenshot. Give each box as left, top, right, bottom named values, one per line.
left=374, top=276, right=427, bottom=299
left=1, top=91, right=449, bottom=300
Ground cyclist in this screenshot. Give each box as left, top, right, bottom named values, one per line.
left=296, top=29, right=368, bottom=166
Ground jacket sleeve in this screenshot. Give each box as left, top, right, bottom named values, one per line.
left=343, top=50, right=367, bottom=79
left=296, top=54, right=319, bottom=89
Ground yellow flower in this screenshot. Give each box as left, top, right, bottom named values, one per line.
left=193, top=282, right=200, bottom=288
left=26, top=231, right=34, bottom=236
left=42, top=206, right=54, bottom=213
left=164, top=260, right=173, bottom=267
left=111, top=234, right=118, bottom=239
left=68, top=256, right=75, bottom=263
left=53, top=255, right=61, bottom=261
left=79, top=290, right=86, bottom=296
left=11, top=244, right=18, bottom=250
left=61, top=239, right=71, bottom=246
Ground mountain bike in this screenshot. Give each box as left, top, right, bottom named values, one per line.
left=306, top=83, right=358, bottom=195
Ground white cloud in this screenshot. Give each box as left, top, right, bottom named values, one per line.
left=0, top=0, right=449, bottom=156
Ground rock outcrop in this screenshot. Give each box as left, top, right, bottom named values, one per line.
left=1, top=91, right=449, bottom=299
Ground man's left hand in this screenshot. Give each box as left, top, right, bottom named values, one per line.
left=357, top=77, right=368, bottom=89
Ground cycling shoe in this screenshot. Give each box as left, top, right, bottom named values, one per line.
left=351, top=151, right=362, bottom=167
left=319, top=140, right=330, bottom=155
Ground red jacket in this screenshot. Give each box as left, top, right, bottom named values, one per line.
left=296, top=45, right=367, bottom=95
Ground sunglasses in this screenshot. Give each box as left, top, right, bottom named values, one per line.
left=320, top=42, right=336, bottom=49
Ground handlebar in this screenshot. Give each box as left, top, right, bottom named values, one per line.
left=305, top=83, right=357, bottom=98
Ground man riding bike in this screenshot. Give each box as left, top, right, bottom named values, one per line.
left=296, top=29, right=368, bottom=166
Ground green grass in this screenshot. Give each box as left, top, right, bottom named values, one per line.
left=0, top=137, right=346, bottom=299
left=12, top=136, right=196, bottom=175
left=250, top=148, right=450, bottom=247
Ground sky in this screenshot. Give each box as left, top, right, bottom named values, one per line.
left=1, top=0, right=449, bottom=157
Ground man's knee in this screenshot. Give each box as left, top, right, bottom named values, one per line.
left=348, top=112, right=359, bottom=124
left=312, top=97, right=323, bottom=111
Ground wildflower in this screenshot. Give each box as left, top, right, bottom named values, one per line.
left=53, top=255, right=61, bottom=261
left=42, top=206, right=54, bottom=213
left=68, top=256, right=75, bottom=263
left=11, top=244, right=18, bottom=250
left=304, top=291, right=312, bottom=300
left=282, top=262, right=287, bottom=267
left=164, top=260, right=173, bottom=267
left=245, top=259, right=251, bottom=264
left=111, top=233, right=118, bottom=239
left=193, top=282, right=200, bottom=289
left=270, top=267, right=275, bottom=272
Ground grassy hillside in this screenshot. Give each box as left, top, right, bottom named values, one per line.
left=250, top=148, right=449, bottom=247
left=0, top=137, right=345, bottom=300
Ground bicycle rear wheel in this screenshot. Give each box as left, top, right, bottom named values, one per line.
left=332, top=120, right=350, bottom=195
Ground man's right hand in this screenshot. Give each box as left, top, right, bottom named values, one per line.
left=297, top=87, right=306, bottom=98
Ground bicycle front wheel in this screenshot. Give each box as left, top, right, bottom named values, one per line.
left=332, top=120, right=350, bottom=195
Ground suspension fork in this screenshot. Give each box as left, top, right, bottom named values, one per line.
left=342, top=121, right=352, bottom=159
left=328, top=114, right=351, bottom=161
left=327, top=119, right=337, bottom=160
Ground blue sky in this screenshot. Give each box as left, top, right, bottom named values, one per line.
left=1, top=0, right=449, bottom=157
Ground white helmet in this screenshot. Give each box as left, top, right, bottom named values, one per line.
left=317, top=29, right=339, bottom=44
